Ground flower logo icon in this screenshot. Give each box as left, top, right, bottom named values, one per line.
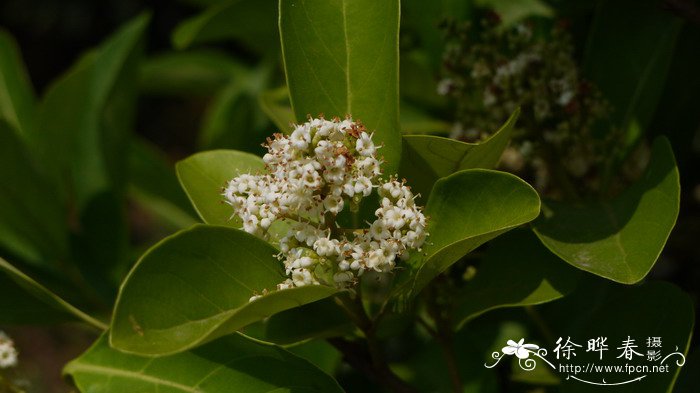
left=502, top=339, right=540, bottom=359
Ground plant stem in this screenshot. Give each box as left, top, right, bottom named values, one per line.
left=424, top=282, right=463, bottom=393
left=333, top=293, right=418, bottom=393
left=525, top=305, right=555, bottom=344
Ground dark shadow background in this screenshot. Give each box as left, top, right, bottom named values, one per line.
left=1, top=0, right=698, bottom=392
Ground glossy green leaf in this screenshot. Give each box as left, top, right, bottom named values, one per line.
left=533, top=137, right=680, bottom=284
left=139, top=49, right=241, bottom=96
left=128, top=138, right=199, bottom=230
left=37, top=13, right=149, bottom=206
left=173, top=0, right=279, bottom=56
left=259, top=87, right=296, bottom=132
left=0, top=29, right=35, bottom=137
left=280, top=0, right=402, bottom=175
left=66, top=334, right=343, bottom=392
left=540, top=280, right=693, bottom=393
left=395, top=169, right=540, bottom=300
left=110, top=225, right=338, bottom=355
left=583, top=0, right=681, bottom=148
left=176, top=150, right=265, bottom=227
left=399, top=109, right=519, bottom=199
left=264, top=298, right=353, bottom=344
left=0, top=257, right=106, bottom=329
left=0, top=120, right=67, bottom=265
left=454, top=230, right=579, bottom=330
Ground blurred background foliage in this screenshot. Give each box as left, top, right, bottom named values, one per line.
left=0, top=0, right=699, bottom=391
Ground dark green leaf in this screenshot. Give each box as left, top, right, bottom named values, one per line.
left=454, top=230, right=579, bottom=330
left=66, top=333, right=344, bottom=392
left=37, top=13, right=149, bottom=206
left=110, top=225, right=338, bottom=355
left=172, top=0, right=279, bottom=56
left=394, top=169, right=540, bottom=300
left=259, top=87, right=296, bottom=132
left=264, top=298, right=353, bottom=344
left=280, top=0, right=402, bottom=175
left=540, top=280, right=693, bottom=393
left=0, top=29, right=36, bottom=137
left=128, top=138, right=199, bottom=230
left=0, top=257, right=106, bottom=328
left=285, top=339, right=342, bottom=376
left=399, top=109, right=519, bottom=199
left=0, top=120, right=67, bottom=265
left=583, top=0, right=681, bottom=146
left=139, top=49, right=241, bottom=96
left=533, top=137, right=680, bottom=284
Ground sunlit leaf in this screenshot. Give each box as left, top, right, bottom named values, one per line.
left=66, top=333, right=343, bottom=392
left=280, top=0, right=402, bottom=175
left=176, top=150, right=264, bottom=227
left=399, top=109, right=519, bottom=199
left=110, top=225, right=338, bottom=355
left=394, top=169, right=540, bottom=300
left=533, top=137, right=680, bottom=284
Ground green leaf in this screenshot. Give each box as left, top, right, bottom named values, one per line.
left=454, top=230, right=579, bottom=330
left=128, top=138, right=199, bottom=230
left=66, top=333, right=344, bottom=392
left=0, top=29, right=36, bottom=137
left=401, top=0, right=472, bottom=71
left=110, top=225, right=338, bottom=355
left=259, top=86, right=296, bottom=132
left=176, top=150, right=265, bottom=227
left=0, top=257, right=106, bottom=329
left=0, top=120, right=68, bottom=265
left=532, top=137, right=680, bottom=284
left=264, top=298, right=353, bottom=344
left=173, top=0, right=279, bottom=56
left=394, top=169, right=540, bottom=300
left=541, top=280, right=693, bottom=393
left=583, top=0, right=681, bottom=146
left=399, top=109, right=519, bottom=199
left=197, top=63, right=273, bottom=152
left=280, top=0, right=402, bottom=175
left=399, top=102, right=451, bottom=136
left=37, top=13, right=149, bottom=206
left=139, top=49, right=241, bottom=96
left=285, top=339, right=342, bottom=376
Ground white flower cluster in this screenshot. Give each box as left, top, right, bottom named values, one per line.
left=223, top=117, right=427, bottom=297
left=0, top=331, right=18, bottom=369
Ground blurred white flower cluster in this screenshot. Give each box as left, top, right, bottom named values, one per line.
left=223, top=117, right=427, bottom=297
left=0, top=331, right=18, bottom=369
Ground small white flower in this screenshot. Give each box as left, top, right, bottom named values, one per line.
left=0, top=331, right=18, bottom=369
left=223, top=117, right=428, bottom=295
